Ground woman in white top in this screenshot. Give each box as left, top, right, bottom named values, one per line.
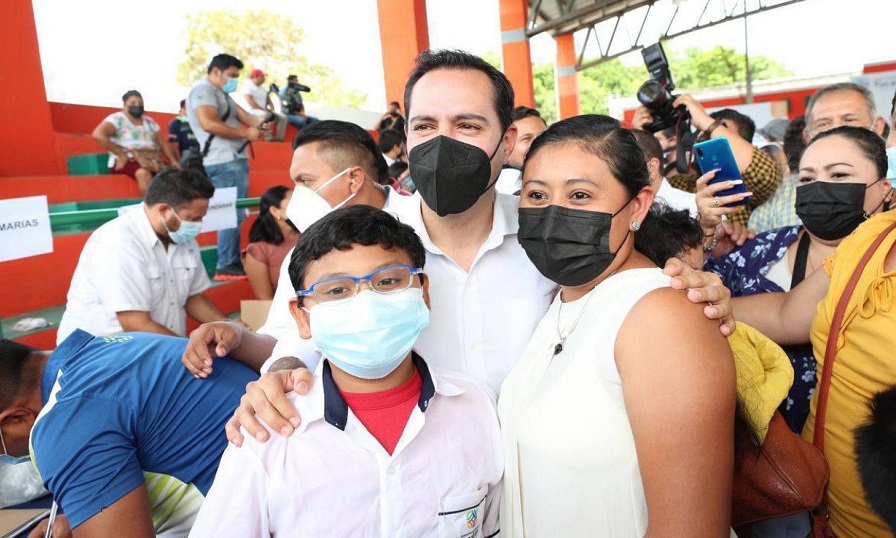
left=92, top=89, right=179, bottom=194
left=501, top=116, right=736, bottom=537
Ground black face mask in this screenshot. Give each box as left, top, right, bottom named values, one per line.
left=518, top=201, right=632, bottom=287
left=127, top=105, right=144, bottom=118
left=408, top=135, right=502, bottom=216
left=795, top=181, right=873, bottom=241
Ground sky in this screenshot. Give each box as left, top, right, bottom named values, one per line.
left=30, top=0, right=896, bottom=115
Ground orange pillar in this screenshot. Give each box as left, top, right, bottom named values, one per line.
left=555, top=33, right=580, bottom=119
left=377, top=0, right=430, bottom=110
left=0, top=0, right=59, bottom=176
left=499, top=0, right=535, bottom=108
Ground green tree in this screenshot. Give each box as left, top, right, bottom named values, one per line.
left=669, top=46, right=792, bottom=91
left=532, top=62, right=557, bottom=124
left=177, top=10, right=365, bottom=108
left=578, top=59, right=646, bottom=115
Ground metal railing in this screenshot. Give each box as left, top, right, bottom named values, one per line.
left=49, top=197, right=261, bottom=232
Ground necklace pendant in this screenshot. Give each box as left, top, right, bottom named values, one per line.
left=553, top=343, right=563, bottom=355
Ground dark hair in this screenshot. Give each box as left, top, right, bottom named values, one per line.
left=891, top=88, right=896, bottom=118
left=512, top=106, right=543, bottom=123
left=377, top=129, right=405, bottom=153
left=525, top=114, right=647, bottom=197
left=206, top=53, right=244, bottom=75
left=179, top=99, right=186, bottom=109
left=144, top=167, right=215, bottom=209
left=122, top=90, right=142, bottom=103
left=710, top=109, right=756, bottom=142
left=388, top=160, right=408, bottom=179
left=631, top=128, right=664, bottom=163
left=807, top=125, right=887, bottom=179
left=288, top=205, right=426, bottom=293
left=783, top=116, right=808, bottom=175
left=389, top=101, right=401, bottom=108
left=634, top=202, right=704, bottom=267
left=249, top=186, right=296, bottom=245
left=0, top=339, right=40, bottom=411
left=404, top=49, right=515, bottom=131
left=855, top=387, right=896, bottom=531
left=292, top=120, right=388, bottom=184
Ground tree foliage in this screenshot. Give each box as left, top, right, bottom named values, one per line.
left=532, top=45, right=791, bottom=119
left=177, top=10, right=365, bottom=108
left=668, top=46, right=792, bottom=90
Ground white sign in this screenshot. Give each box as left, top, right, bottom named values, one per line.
left=201, top=187, right=238, bottom=233
left=0, top=196, right=53, bottom=262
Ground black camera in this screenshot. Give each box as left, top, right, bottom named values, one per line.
left=637, top=42, right=688, bottom=133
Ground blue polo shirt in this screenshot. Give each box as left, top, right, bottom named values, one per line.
left=30, top=330, right=257, bottom=530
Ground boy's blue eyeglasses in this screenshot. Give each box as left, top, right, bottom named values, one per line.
left=296, top=264, right=424, bottom=304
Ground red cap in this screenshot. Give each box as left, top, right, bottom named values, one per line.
left=249, top=69, right=265, bottom=78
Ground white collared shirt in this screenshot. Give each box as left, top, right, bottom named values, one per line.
left=190, top=356, right=503, bottom=538
left=57, top=207, right=208, bottom=343
left=656, top=177, right=698, bottom=216
left=494, top=167, right=522, bottom=195
left=399, top=193, right=557, bottom=394
left=259, top=187, right=417, bottom=372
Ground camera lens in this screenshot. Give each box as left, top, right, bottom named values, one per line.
left=637, top=80, right=672, bottom=112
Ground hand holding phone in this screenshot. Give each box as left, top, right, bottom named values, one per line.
left=694, top=138, right=750, bottom=207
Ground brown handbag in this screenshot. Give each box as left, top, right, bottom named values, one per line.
left=806, top=220, right=896, bottom=537
left=731, top=410, right=829, bottom=527
left=130, top=148, right=165, bottom=173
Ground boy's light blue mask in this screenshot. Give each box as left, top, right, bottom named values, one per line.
left=308, top=287, right=430, bottom=379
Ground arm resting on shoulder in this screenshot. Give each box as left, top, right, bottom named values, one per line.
left=116, top=310, right=178, bottom=336
left=617, top=288, right=735, bottom=537
left=732, top=266, right=830, bottom=345
left=72, top=484, right=154, bottom=538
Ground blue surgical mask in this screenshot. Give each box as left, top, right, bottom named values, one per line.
left=886, top=145, right=896, bottom=188
left=308, top=287, right=430, bottom=379
left=164, top=210, right=203, bottom=244
left=222, top=76, right=238, bottom=94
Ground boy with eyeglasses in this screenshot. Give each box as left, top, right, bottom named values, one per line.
left=190, top=205, right=502, bottom=537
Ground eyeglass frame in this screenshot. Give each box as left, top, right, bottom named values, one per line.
left=295, top=264, right=425, bottom=304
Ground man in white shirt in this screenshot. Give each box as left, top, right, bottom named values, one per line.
left=189, top=206, right=501, bottom=537
left=495, top=106, right=547, bottom=195
left=184, top=50, right=736, bottom=444
left=240, top=68, right=287, bottom=142
left=631, top=129, right=698, bottom=216
left=57, top=168, right=228, bottom=344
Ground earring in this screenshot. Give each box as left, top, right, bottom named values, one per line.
left=631, top=220, right=640, bottom=231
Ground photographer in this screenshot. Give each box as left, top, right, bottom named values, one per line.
left=241, top=69, right=287, bottom=142
left=634, top=95, right=782, bottom=226
left=278, top=74, right=318, bottom=129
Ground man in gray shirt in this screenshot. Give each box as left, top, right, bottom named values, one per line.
left=187, top=53, right=269, bottom=281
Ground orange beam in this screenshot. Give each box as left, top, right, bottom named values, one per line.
left=1, top=0, right=59, bottom=176
left=499, top=0, right=535, bottom=108
left=555, top=33, right=580, bottom=119
left=377, top=0, right=429, bottom=111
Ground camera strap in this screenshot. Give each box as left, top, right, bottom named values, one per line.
left=201, top=100, right=232, bottom=157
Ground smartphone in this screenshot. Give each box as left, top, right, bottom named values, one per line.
left=693, top=138, right=750, bottom=207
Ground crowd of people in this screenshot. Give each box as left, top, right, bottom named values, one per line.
left=2, top=47, right=896, bottom=538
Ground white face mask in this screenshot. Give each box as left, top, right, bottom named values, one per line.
left=286, top=168, right=356, bottom=233
left=0, top=461, right=48, bottom=508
